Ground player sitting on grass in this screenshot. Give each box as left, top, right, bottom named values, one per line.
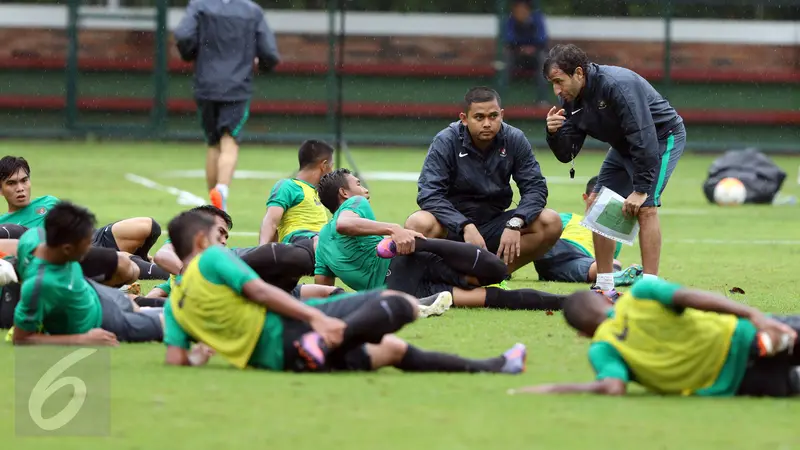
left=162, top=209, right=527, bottom=374
left=0, top=155, right=169, bottom=281
left=11, top=201, right=163, bottom=346
left=258, top=140, right=333, bottom=252
left=533, top=176, right=643, bottom=285
left=510, top=278, right=800, bottom=397
left=314, top=168, right=566, bottom=311
left=154, top=204, right=339, bottom=298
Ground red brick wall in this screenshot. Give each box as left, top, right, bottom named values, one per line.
left=0, top=28, right=797, bottom=73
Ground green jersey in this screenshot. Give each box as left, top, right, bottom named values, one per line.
left=13, top=228, right=103, bottom=335
left=0, top=195, right=59, bottom=229
left=314, top=196, right=390, bottom=291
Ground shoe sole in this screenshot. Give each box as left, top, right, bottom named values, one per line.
left=293, top=340, right=323, bottom=371
left=419, top=292, right=453, bottom=318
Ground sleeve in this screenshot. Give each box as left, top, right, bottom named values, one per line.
left=630, top=278, right=683, bottom=311
left=14, top=280, right=44, bottom=332
left=510, top=136, right=548, bottom=225
left=174, top=0, right=200, bottom=61
left=163, top=301, right=192, bottom=350
left=266, top=180, right=304, bottom=210
left=314, top=253, right=334, bottom=277
left=588, top=342, right=630, bottom=382
left=609, top=81, right=661, bottom=194
left=415, top=138, right=472, bottom=236
left=155, top=280, right=172, bottom=296
left=504, top=17, right=517, bottom=46
left=532, top=10, right=548, bottom=46
left=546, top=109, right=588, bottom=163
left=255, top=9, right=281, bottom=72
left=198, top=246, right=260, bottom=294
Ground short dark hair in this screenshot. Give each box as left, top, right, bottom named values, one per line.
left=190, top=205, right=233, bottom=230
left=464, top=86, right=501, bottom=112
left=585, top=176, right=598, bottom=196
left=0, top=156, right=30, bottom=183
left=543, top=44, right=591, bottom=79
left=562, top=290, right=606, bottom=334
left=298, top=140, right=335, bottom=170
left=44, top=201, right=96, bottom=247
left=317, top=168, right=352, bottom=214
left=168, top=210, right=216, bottom=260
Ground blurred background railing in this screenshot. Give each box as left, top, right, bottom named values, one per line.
left=0, top=0, right=797, bottom=151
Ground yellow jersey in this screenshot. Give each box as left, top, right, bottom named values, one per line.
left=165, top=245, right=268, bottom=369
left=559, top=212, right=622, bottom=258
left=267, top=178, right=329, bottom=243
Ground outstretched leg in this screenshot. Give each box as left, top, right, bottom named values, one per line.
left=412, top=238, right=507, bottom=285
left=451, top=286, right=565, bottom=311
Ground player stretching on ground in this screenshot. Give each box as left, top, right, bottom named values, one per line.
left=405, top=87, right=562, bottom=277
left=544, top=44, right=686, bottom=297
left=510, top=278, right=800, bottom=397
left=153, top=205, right=338, bottom=298
left=259, top=140, right=333, bottom=251
left=0, top=156, right=168, bottom=281
left=314, top=169, right=566, bottom=311
left=162, top=209, right=527, bottom=374
left=12, top=201, right=163, bottom=346
left=174, top=0, right=281, bottom=210
left=534, top=175, right=643, bottom=285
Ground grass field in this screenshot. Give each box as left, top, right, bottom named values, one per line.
left=3, top=140, right=800, bottom=450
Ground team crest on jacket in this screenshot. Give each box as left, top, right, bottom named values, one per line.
left=36, top=207, right=46, bottom=215
left=598, top=100, right=607, bottom=109
left=499, top=147, right=507, bottom=157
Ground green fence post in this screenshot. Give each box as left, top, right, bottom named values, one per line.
left=662, top=0, right=673, bottom=98
left=65, top=0, right=79, bottom=131
left=494, top=0, right=507, bottom=98
left=326, top=1, right=337, bottom=143
left=152, top=0, right=169, bottom=136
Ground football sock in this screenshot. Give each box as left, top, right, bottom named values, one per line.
left=215, top=184, right=229, bottom=198
left=133, top=218, right=162, bottom=260
left=340, top=293, right=417, bottom=347
left=642, top=274, right=658, bottom=281
left=595, top=273, right=614, bottom=291
left=396, top=345, right=504, bottom=373
left=413, top=238, right=507, bottom=285
left=130, top=255, right=170, bottom=280
left=484, top=287, right=565, bottom=311
left=134, top=296, right=165, bottom=308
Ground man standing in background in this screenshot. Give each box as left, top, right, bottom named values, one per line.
left=174, top=0, right=281, bottom=211
left=505, top=0, right=549, bottom=104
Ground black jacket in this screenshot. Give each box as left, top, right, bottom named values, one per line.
left=417, top=121, right=548, bottom=236
left=546, top=63, right=683, bottom=193
left=174, top=0, right=281, bottom=101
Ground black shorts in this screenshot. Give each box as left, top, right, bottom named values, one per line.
left=0, top=223, right=28, bottom=239
left=89, top=278, right=163, bottom=343
left=81, top=246, right=120, bottom=283
left=737, top=315, right=800, bottom=397
left=385, top=251, right=471, bottom=298
left=281, top=291, right=378, bottom=372
left=91, top=222, right=119, bottom=251
left=196, top=99, right=250, bottom=146
left=444, top=209, right=518, bottom=254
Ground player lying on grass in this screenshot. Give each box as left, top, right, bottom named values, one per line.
left=533, top=175, right=643, bottom=285
left=163, top=209, right=527, bottom=374
left=258, top=140, right=333, bottom=253
left=510, top=278, right=800, bottom=397
left=314, top=168, right=566, bottom=311
left=0, top=155, right=169, bottom=281
left=154, top=205, right=340, bottom=298
left=11, top=201, right=163, bottom=346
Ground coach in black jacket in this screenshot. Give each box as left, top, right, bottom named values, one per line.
left=174, top=0, right=280, bottom=211
left=543, top=44, right=686, bottom=294
left=405, top=87, right=561, bottom=274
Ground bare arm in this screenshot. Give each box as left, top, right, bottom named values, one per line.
left=146, top=287, right=168, bottom=299
left=258, top=206, right=284, bottom=246
left=314, top=275, right=336, bottom=286
left=511, top=378, right=627, bottom=396
left=336, top=211, right=399, bottom=237
left=153, top=243, right=182, bottom=276
left=242, top=278, right=326, bottom=322
left=13, top=327, right=85, bottom=346
left=671, top=288, right=759, bottom=319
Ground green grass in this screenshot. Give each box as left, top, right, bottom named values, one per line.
left=3, top=140, right=800, bottom=449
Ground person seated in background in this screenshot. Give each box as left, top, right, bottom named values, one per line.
left=534, top=176, right=643, bottom=285
left=258, top=140, right=333, bottom=252
left=505, top=0, right=550, bottom=104
left=510, top=279, right=800, bottom=397
left=0, top=155, right=169, bottom=281
left=315, top=168, right=567, bottom=312
left=153, top=204, right=341, bottom=299
left=11, top=201, right=163, bottom=346
left=162, top=209, right=527, bottom=375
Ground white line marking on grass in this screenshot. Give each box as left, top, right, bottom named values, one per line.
left=125, top=173, right=206, bottom=206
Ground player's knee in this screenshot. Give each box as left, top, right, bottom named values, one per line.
left=378, top=335, right=409, bottom=364
left=530, top=209, right=562, bottom=242
left=117, top=254, right=140, bottom=285
left=0, top=224, right=27, bottom=240
left=404, top=211, right=438, bottom=237
left=379, top=290, right=419, bottom=322
left=638, top=206, right=658, bottom=220
left=148, top=218, right=161, bottom=238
